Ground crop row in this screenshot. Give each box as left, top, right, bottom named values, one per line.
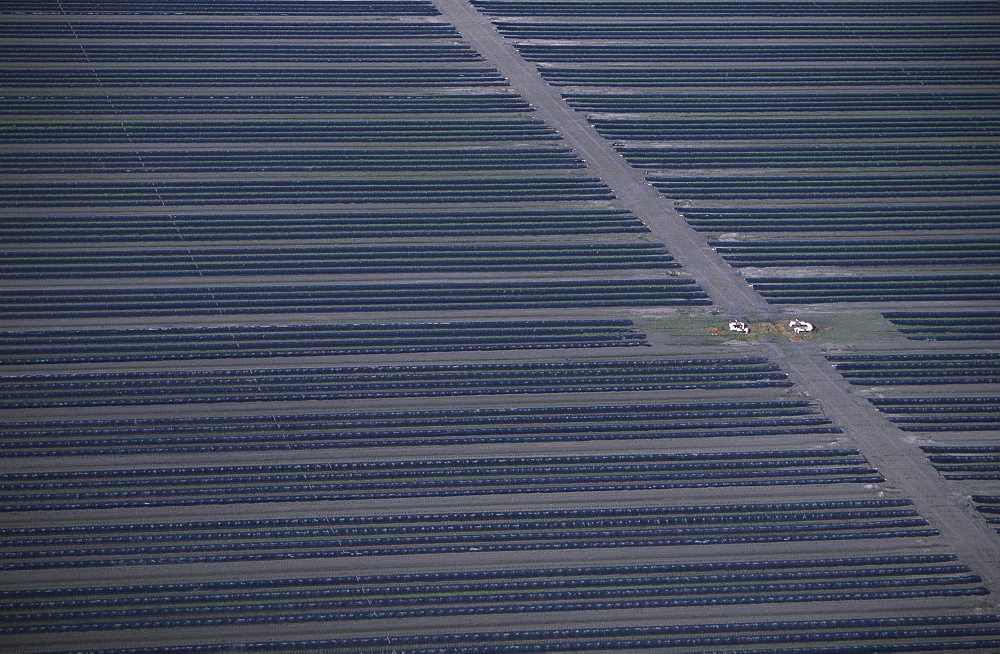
left=0, top=357, right=788, bottom=409
left=0, top=319, right=648, bottom=365
left=564, top=92, right=1000, bottom=112
left=0, top=558, right=981, bottom=635
left=747, top=275, right=1000, bottom=304
left=829, top=353, right=1000, bottom=364
left=0, top=425, right=841, bottom=458
left=519, top=44, right=999, bottom=62
left=493, top=21, right=997, bottom=40
left=8, top=594, right=990, bottom=637
left=593, top=118, right=1000, bottom=140
left=0, top=210, right=648, bottom=242
left=0, top=22, right=460, bottom=39
left=5, top=44, right=484, bottom=63
left=869, top=396, right=1000, bottom=408
left=3, top=1, right=441, bottom=16
left=7, top=574, right=980, bottom=613
left=473, top=1, right=993, bottom=16
left=0, top=68, right=509, bottom=88
left=0, top=280, right=711, bottom=319
left=40, top=620, right=1000, bottom=653
left=1, top=243, right=675, bottom=278
left=0, top=500, right=934, bottom=569
left=882, top=312, right=1000, bottom=341
left=652, top=175, right=1000, bottom=199
left=2, top=449, right=872, bottom=476
left=0, top=94, right=534, bottom=115
left=869, top=396, right=1000, bottom=432
left=0, top=399, right=834, bottom=456
left=709, top=239, right=1000, bottom=267
left=2, top=120, right=560, bottom=142
left=972, top=496, right=1000, bottom=532
left=678, top=205, right=1000, bottom=232
left=6, top=579, right=982, bottom=628
left=0, top=554, right=966, bottom=597
left=920, top=447, right=1000, bottom=481
left=0, top=148, right=586, bottom=174
left=619, top=146, right=1000, bottom=169
left=0, top=178, right=613, bottom=207
left=828, top=353, right=1000, bottom=386
left=540, top=67, right=1000, bottom=86
left=0, top=450, right=882, bottom=511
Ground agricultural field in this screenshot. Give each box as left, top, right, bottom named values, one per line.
left=1, top=0, right=998, bottom=652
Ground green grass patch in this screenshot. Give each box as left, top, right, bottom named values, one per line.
left=651, top=313, right=899, bottom=344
